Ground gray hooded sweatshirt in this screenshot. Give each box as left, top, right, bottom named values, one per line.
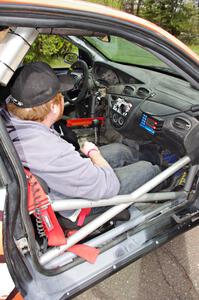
left=1, top=109, right=120, bottom=217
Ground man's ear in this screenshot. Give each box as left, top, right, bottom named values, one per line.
left=51, top=102, right=59, bottom=114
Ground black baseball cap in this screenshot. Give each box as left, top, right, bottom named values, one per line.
left=10, top=61, right=75, bottom=108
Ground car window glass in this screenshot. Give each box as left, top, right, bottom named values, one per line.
left=24, top=34, right=78, bottom=68
left=85, top=36, right=169, bottom=69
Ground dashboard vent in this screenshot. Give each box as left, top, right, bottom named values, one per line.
left=137, top=87, right=150, bottom=99
left=123, top=85, right=135, bottom=96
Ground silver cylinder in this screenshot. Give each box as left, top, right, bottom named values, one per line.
left=0, top=28, right=38, bottom=85
left=51, top=191, right=186, bottom=211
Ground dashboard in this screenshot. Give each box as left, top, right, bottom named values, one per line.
left=93, top=63, right=142, bottom=86
left=94, top=65, right=120, bottom=85
left=93, top=61, right=199, bottom=156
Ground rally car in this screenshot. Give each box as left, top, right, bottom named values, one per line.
left=0, top=0, right=199, bottom=299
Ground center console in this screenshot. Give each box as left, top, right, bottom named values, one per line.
left=109, top=97, right=132, bottom=128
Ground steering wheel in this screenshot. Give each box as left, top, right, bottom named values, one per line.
left=64, top=59, right=89, bottom=105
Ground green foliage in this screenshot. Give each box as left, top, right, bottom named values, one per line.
left=86, top=0, right=123, bottom=9
left=24, top=35, right=77, bottom=64
left=190, top=44, right=199, bottom=55
left=140, top=0, right=198, bottom=37
left=86, top=0, right=199, bottom=43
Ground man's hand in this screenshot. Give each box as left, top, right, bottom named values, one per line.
left=80, top=141, right=99, bottom=157
left=81, top=141, right=111, bottom=168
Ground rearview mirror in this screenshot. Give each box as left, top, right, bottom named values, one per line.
left=97, top=35, right=110, bottom=42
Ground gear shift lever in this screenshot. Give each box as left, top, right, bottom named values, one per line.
left=92, top=119, right=100, bottom=145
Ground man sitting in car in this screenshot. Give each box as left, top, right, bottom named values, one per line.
left=1, top=61, right=160, bottom=220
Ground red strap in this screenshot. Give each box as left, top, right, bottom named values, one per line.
left=68, top=244, right=100, bottom=264
left=67, top=230, right=100, bottom=263
left=25, top=169, right=49, bottom=212
left=77, top=208, right=91, bottom=226
left=41, top=205, right=66, bottom=246
left=25, top=169, right=66, bottom=246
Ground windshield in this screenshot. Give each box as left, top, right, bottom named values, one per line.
left=85, top=36, right=170, bottom=69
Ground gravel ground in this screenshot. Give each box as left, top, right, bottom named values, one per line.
left=74, top=226, right=199, bottom=300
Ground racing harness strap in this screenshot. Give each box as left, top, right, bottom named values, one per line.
left=77, top=208, right=91, bottom=226
left=25, top=169, right=99, bottom=263
left=25, top=168, right=66, bottom=246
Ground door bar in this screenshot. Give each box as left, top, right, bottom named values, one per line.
left=40, top=156, right=190, bottom=265
left=51, top=191, right=186, bottom=211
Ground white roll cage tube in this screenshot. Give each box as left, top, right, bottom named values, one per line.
left=51, top=191, right=186, bottom=210
left=39, top=156, right=192, bottom=266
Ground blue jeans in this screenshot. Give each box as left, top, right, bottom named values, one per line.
left=100, top=143, right=160, bottom=195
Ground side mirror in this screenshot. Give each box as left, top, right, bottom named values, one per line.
left=64, top=52, right=78, bottom=65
